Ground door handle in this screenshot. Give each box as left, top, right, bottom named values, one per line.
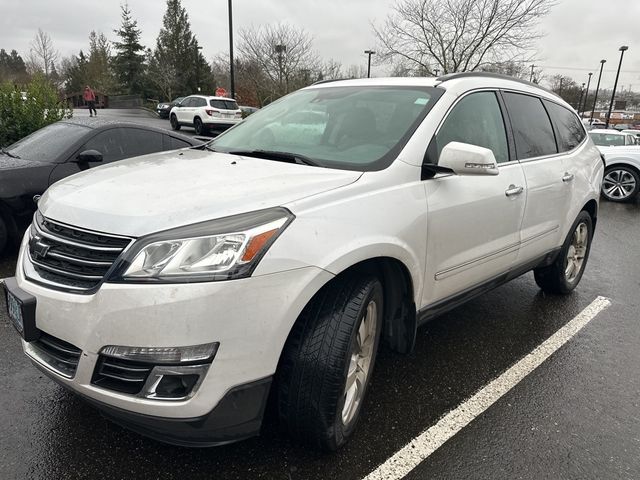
left=562, top=172, right=575, bottom=183
left=505, top=185, right=524, bottom=197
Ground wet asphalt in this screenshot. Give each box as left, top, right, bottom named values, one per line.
left=1, top=113, right=639, bottom=479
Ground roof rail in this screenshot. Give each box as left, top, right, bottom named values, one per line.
left=436, top=71, right=558, bottom=97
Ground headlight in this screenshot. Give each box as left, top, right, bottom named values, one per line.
left=109, top=208, right=293, bottom=283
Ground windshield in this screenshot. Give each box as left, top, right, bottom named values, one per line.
left=212, top=85, right=441, bottom=171
left=5, top=122, right=90, bottom=162
left=590, top=132, right=625, bottom=147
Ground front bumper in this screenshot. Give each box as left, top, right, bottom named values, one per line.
left=13, top=238, right=333, bottom=442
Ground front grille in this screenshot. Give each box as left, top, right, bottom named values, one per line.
left=30, top=332, right=82, bottom=378
left=26, top=212, right=132, bottom=293
left=91, top=356, right=154, bottom=395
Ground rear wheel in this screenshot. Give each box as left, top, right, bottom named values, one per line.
left=194, top=117, right=204, bottom=136
left=602, top=166, right=639, bottom=202
left=534, top=211, right=593, bottom=294
left=278, top=274, right=383, bottom=451
left=170, top=114, right=181, bottom=131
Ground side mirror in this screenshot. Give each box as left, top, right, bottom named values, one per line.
left=438, top=142, right=499, bottom=176
left=76, top=149, right=103, bottom=163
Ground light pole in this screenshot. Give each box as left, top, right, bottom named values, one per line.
left=605, top=46, right=629, bottom=129
left=581, top=72, right=592, bottom=116
left=228, top=0, right=235, bottom=98
left=577, top=83, right=585, bottom=113
left=194, top=43, right=203, bottom=92
left=275, top=44, right=287, bottom=93
left=364, top=50, right=375, bottom=78
left=590, top=60, right=606, bottom=125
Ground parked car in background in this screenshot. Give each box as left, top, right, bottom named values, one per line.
left=598, top=146, right=640, bottom=202
left=0, top=118, right=201, bottom=252
left=170, top=95, right=242, bottom=135
left=3, top=73, right=603, bottom=451
left=612, top=123, right=632, bottom=131
left=590, top=129, right=638, bottom=147
left=157, top=97, right=185, bottom=119
left=621, top=129, right=640, bottom=142
left=583, top=118, right=606, bottom=130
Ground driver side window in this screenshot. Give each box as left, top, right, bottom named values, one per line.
left=436, top=91, right=509, bottom=164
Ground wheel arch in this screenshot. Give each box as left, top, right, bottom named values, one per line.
left=0, top=200, right=19, bottom=245
left=582, top=198, right=598, bottom=230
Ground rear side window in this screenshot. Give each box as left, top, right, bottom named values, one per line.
left=210, top=99, right=239, bottom=110
left=120, top=128, right=164, bottom=157
left=435, top=91, right=509, bottom=163
left=503, top=92, right=557, bottom=159
left=544, top=101, right=586, bottom=152
left=194, top=97, right=207, bottom=107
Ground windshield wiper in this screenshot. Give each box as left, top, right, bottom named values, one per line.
left=0, top=148, right=20, bottom=159
left=226, top=149, right=322, bottom=167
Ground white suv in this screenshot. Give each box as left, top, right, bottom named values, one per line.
left=3, top=74, right=603, bottom=451
left=170, top=95, right=242, bottom=135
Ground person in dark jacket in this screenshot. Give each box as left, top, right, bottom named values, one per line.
left=84, top=85, right=97, bottom=117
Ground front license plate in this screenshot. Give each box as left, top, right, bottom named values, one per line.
left=3, top=277, right=38, bottom=341
left=6, top=290, right=23, bottom=334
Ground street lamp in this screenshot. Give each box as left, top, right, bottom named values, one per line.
left=275, top=44, right=287, bottom=92
left=590, top=60, right=606, bottom=125
left=581, top=72, right=592, bottom=117
left=364, top=50, right=375, bottom=78
left=228, top=0, right=235, bottom=99
left=605, top=46, right=629, bottom=129
left=193, top=43, right=203, bottom=92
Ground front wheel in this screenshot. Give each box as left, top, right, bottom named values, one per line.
left=602, top=166, right=639, bottom=202
left=194, top=117, right=204, bottom=136
left=170, top=114, right=181, bottom=131
left=278, top=274, right=383, bottom=451
left=534, top=211, right=593, bottom=294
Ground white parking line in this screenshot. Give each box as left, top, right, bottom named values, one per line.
left=363, top=296, right=611, bottom=480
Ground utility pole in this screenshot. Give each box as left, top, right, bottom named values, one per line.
left=529, top=64, right=536, bottom=82
left=559, top=77, right=564, bottom=96
left=275, top=44, right=286, bottom=93
left=228, top=0, right=235, bottom=98
left=581, top=72, right=593, bottom=116
left=590, top=60, right=607, bottom=125
left=605, top=46, right=629, bottom=129
left=364, top=50, right=375, bottom=78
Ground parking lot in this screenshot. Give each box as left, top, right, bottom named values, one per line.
left=0, top=110, right=639, bottom=479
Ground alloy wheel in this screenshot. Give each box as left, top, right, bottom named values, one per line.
left=602, top=169, right=637, bottom=200
left=342, top=300, right=377, bottom=426
left=565, top=221, right=589, bottom=283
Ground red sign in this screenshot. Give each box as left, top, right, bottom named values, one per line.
left=215, top=87, right=227, bottom=97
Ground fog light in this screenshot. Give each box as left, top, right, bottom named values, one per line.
left=156, top=374, right=199, bottom=398
left=142, top=364, right=211, bottom=400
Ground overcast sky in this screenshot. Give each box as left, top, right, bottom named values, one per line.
left=1, top=0, right=640, bottom=90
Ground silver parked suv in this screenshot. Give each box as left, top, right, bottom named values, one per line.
left=3, top=73, right=603, bottom=451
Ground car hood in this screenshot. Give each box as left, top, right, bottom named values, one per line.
left=39, top=148, right=362, bottom=237
left=0, top=154, right=49, bottom=171
left=597, top=145, right=640, bottom=157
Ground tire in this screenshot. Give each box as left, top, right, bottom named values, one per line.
left=277, top=274, right=383, bottom=451
left=534, top=211, right=593, bottom=294
left=0, top=215, right=7, bottom=254
left=601, top=165, right=640, bottom=202
left=170, top=114, right=181, bottom=131
left=194, top=117, right=204, bottom=136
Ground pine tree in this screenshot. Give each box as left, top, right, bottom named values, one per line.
left=112, top=2, right=145, bottom=94
left=150, top=0, right=212, bottom=99
left=87, top=31, right=116, bottom=93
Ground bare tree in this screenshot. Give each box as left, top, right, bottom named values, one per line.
left=373, top=0, right=555, bottom=75
left=27, top=28, right=59, bottom=79
left=238, top=24, right=318, bottom=98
